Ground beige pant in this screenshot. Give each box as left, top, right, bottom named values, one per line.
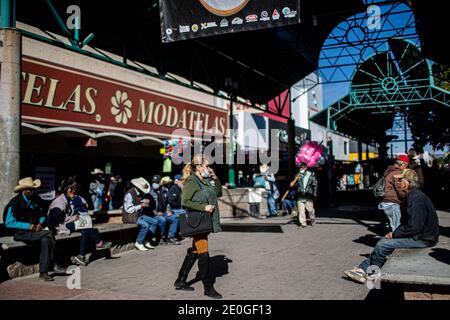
left=297, top=200, right=315, bottom=226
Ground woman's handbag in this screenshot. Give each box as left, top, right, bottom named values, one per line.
left=179, top=211, right=212, bottom=237
left=74, top=214, right=93, bottom=230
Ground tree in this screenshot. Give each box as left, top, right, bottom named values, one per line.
left=407, top=64, right=450, bottom=151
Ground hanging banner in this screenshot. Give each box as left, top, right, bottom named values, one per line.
left=160, top=0, right=301, bottom=42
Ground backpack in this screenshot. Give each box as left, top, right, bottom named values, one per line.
left=372, top=177, right=385, bottom=198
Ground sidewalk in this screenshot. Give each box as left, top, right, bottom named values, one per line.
left=1, top=205, right=391, bottom=300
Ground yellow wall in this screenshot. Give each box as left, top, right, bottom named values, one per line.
left=348, top=153, right=378, bottom=161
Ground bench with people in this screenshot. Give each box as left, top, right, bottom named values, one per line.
left=0, top=176, right=123, bottom=282
left=344, top=162, right=450, bottom=298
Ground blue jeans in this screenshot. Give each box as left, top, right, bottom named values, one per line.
left=171, top=209, right=186, bottom=217
left=267, top=193, right=276, bottom=217
left=164, top=212, right=180, bottom=239
left=136, top=215, right=159, bottom=244
left=282, top=199, right=296, bottom=215
left=67, top=223, right=102, bottom=256
left=93, top=197, right=103, bottom=211
left=359, top=237, right=431, bottom=272
left=379, top=202, right=401, bottom=231
left=153, top=215, right=167, bottom=237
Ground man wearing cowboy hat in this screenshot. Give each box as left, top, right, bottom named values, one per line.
left=89, top=168, right=105, bottom=212
left=123, top=177, right=158, bottom=251
left=3, top=177, right=66, bottom=281
left=344, top=169, right=439, bottom=285
left=150, top=175, right=180, bottom=245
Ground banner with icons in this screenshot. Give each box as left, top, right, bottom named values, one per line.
left=159, top=0, right=301, bottom=42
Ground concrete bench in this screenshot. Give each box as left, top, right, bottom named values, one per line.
left=380, top=211, right=450, bottom=300
left=0, top=223, right=139, bottom=281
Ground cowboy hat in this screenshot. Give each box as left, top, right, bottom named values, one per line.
left=131, top=177, right=151, bottom=194
left=259, top=164, right=270, bottom=173
left=160, top=176, right=173, bottom=186
left=14, top=177, right=41, bottom=193
left=91, top=168, right=104, bottom=175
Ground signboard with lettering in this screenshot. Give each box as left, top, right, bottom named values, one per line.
left=160, top=0, right=301, bottom=42
left=21, top=57, right=227, bottom=139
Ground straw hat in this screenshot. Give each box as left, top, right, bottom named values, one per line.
left=160, top=176, right=173, bottom=186
left=14, top=177, right=41, bottom=193
left=91, top=168, right=104, bottom=175
left=259, top=164, right=270, bottom=173
left=131, top=177, right=151, bottom=194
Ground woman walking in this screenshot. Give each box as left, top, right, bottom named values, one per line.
left=173, top=155, right=223, bottom=299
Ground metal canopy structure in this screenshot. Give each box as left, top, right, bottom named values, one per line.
left=3, top=0, right=448, bottom=120
left=310, top=38, right=450, bottom=147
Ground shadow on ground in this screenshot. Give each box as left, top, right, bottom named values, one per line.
left=221, top=224, right=284, bottom=233
left=187, top=255, right=232, bottom=286
left=429, top=248, right=450, bottom=265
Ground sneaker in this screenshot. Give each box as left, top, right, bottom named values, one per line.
left=299, top=224, right=307, bottom=228
left=135, top=242, right=149, bottom=251
left=144, top=241, right=155, bottom=249
left=52, top=265, right=68, bottom=275
left=39, top=272, right=54, bottom=282
left=344, top=267, right=367, bottom=284
left=168, top=238, right=180, bottom=245
left=96, top=241, right=112, bottom=250
left=73, top=255, right=87, bottom=266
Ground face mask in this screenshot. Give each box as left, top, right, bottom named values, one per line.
left=152, top=183, right=160, bottom=190
left=300, top=169, right=306, bottom=174
left=201, top=170, right=210, bottom=178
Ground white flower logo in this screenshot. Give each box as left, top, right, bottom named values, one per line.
left=111, top=90, right=132, bottom=125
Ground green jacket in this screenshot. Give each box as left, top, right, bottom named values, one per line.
left=181, top=174, right=222, bottom=233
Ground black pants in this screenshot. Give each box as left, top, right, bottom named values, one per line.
left=14, top=230, right=55, bottom=273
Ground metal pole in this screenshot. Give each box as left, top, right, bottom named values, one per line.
left=228, top=93, right=236, bottom=189
left=0, top=0, right=14, bottom=28
left=404, top=112, right=408, bottom=153
left=288, top=88, right=296, bottom=180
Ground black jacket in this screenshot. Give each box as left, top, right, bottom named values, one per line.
left=393, top=188, right=439, bottom=244
left=168, top=185, right=182, bottom=210
left=296, top=171, right=318, bottom=200
left=3, top=193, right=46, bottom=233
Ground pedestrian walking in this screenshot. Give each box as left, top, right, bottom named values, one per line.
left=174, top=155, right=223, bottom=299
left=89, top=169, right=105, bottom=211
left=296, top=162, right=318, bottom=228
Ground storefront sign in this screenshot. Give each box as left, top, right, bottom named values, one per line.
left=21, top=58, right=227, bottom=139
left=160, top=0, right=301, bottom=42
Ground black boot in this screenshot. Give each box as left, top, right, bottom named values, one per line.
left=174, top=248, right=197, bottom=291
left=198, top=252, right=223, bottom=299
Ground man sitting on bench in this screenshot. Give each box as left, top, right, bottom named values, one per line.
left=344, top=169, right=440, bottom=284
left=3, top=177, right=67, bottom=281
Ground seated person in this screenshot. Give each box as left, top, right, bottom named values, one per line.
left=344, top=169, right=439, bottom=284
left=123, top=177, right=158, bottom=251
left=150, top=175, right=180, bottom=245
left=48, top=178, right=112, bottom=266
left=4, top=177, right=67, bottom=281
left=282, top=189, right=298, bottom=216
